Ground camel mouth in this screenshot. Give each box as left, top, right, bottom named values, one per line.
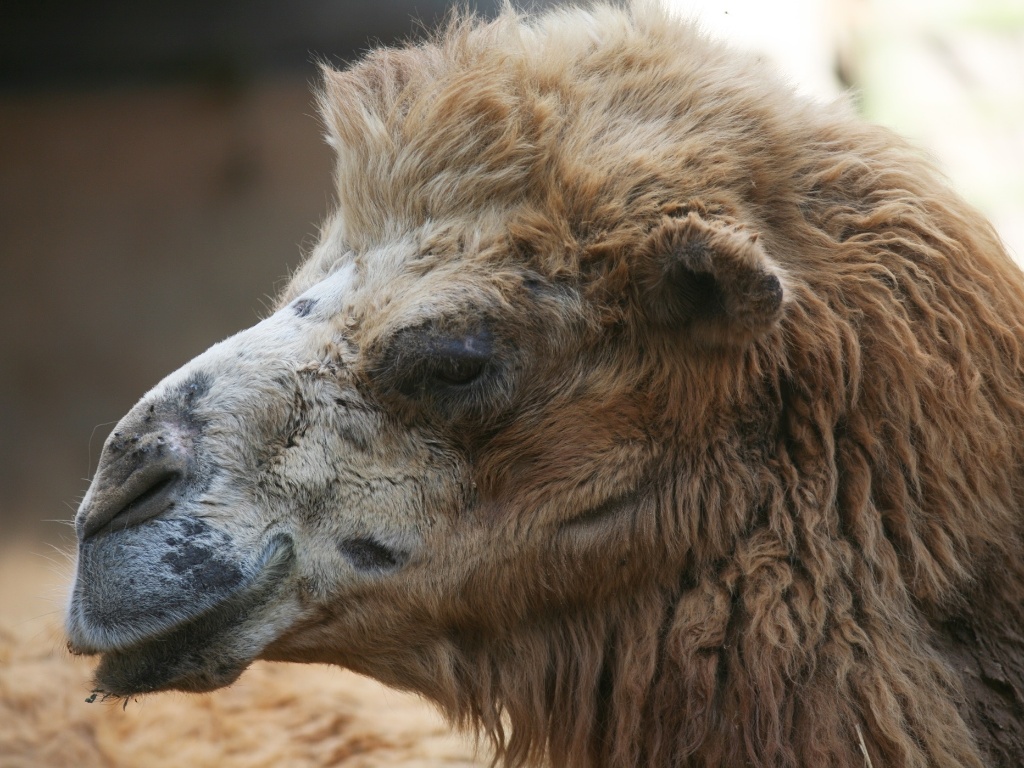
left=69, top=531, right=296, bottom=698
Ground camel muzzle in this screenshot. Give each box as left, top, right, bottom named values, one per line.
left=65, top=380, right=300, bottom=695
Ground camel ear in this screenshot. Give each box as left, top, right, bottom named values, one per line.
left=637, top=210, right=786, bottom=346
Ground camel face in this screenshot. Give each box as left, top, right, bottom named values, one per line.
left=65, top=248, right=476, bottom=694
left=66, top=217, right=658, bottom=696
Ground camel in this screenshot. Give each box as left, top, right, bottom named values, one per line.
left=67, top=4, right=1024, bottom=766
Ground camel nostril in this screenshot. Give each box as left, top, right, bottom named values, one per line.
left=80, top=456, right=187, bottom=541
left=118, top=471, right=179, bottom=527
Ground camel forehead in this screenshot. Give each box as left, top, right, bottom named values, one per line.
left=290, top=259, right=359, bottom=314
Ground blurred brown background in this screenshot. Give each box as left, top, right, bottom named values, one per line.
left=1, top=0, right=1021, bottom=547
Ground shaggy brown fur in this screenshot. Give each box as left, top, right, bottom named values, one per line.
left=305, top=5, right=1024, bottom=766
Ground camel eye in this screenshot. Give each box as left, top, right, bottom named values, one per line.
left=431, top=359, right=484, bottom=386
left=422, top=334, right=491, bottom=387
left=377, top=322, right=495, bottom=401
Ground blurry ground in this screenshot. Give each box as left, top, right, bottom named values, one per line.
left=0, top=545, right=483, bottom=767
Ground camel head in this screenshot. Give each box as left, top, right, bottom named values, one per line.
left=66, top=6, right=801, bottom=762
left=66, top=198, right=785, bottom=693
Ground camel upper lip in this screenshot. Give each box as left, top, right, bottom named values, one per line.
left=70, top=531, right=294, bottom=654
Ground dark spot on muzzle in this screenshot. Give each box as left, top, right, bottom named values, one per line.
left=169, top=372, right=213, bottom=427
left=161, top=536, right=244, bottom=590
